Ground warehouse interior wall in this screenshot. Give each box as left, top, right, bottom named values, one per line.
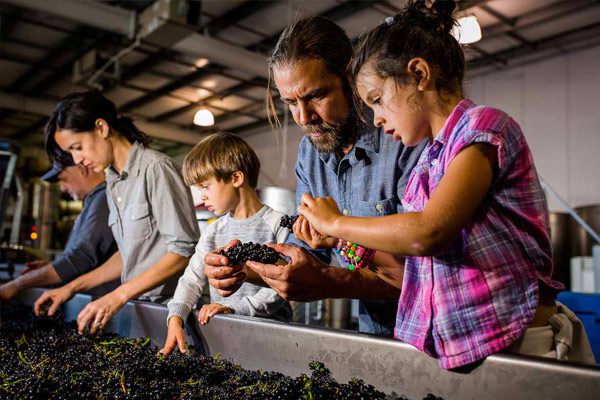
left=243, top=44, right=600, bottom=211
left=467, top=44, right=600, bottom=211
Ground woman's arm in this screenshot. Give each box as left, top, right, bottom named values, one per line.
left=66, top=251, right=123, bottom=293
left=299, top=143, right=498, bottom=256
left=114, top=252, right=189, bottom=303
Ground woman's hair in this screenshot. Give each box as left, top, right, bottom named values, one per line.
left=44, top=91, right=150, bottom=161
left=351, top=0, right=464, bottom=96
left=266, top=16, right=354, bottom=128
left=182, top=132, right=261, bottom=189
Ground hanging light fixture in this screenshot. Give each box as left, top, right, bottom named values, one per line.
left=452, top=15, right=482, bottom=44
left=193, top=108, right=214, bottom=126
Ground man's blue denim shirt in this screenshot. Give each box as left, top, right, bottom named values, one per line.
left=288, top=123, right=427, bottom=336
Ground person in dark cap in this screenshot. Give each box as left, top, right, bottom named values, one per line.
left=0, top=154, right=117, bottom=301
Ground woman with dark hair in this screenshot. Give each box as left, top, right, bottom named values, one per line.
left=297, top=0, right=595, bottom=368
left=35, top=91, right=199, bottom=336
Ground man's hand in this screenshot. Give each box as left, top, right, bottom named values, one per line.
left=160, top=316, right=187, bottom=355
left=198, top=303, right=233, bottom=325
left=245, top=243, right=333, bottom=302
left=0, top=281, right=20, bottom=302
left=204, top=240, right=247, bottom=297
left=76, top=290, right=127, bottom=336
left=292, top=215, right=337, bottom=250
left=33, top=285, right=75, bottom=316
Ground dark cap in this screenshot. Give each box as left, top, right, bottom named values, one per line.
left=41, top=154, right=75, bottom=182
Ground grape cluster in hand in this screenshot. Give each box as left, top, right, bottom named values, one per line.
left=219, top=242, right=281, bottom=264
left=279, top=215, right=299, bottom=232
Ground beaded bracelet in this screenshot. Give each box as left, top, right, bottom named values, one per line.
left=334, top=239, right=375, bottom=271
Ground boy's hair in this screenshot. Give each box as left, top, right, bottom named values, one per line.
left=182, top=132, right=260, bottom=188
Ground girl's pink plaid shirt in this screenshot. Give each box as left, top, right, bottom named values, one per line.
left=395, top=98, right=563, bottom=369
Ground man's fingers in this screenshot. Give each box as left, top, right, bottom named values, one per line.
left=246, top=261, right=284, bottom=280
left=205, top=265, right=244, bottom=280
left=264, top=242, right=298, bottom=260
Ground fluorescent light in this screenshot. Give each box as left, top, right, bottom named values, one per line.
left=452, top=15, right=482, bottom=44
left=193, top=109, right=214, bottom=126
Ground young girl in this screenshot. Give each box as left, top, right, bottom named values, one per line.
left=298, top=0, right=594, bottom=368
left=35, top=91, right=199, bottom=336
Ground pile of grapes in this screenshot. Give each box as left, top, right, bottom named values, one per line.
left=279, top=215, right=299, bottom=232
left=0, top=303, right=444, bottom=399
left=218, top=242, right=281, bottom=265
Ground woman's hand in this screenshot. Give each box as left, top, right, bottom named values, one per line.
left=297, top=194, right=343, bottom=238
left=160, top=316, right=187, bottom=355
left=76, top=290, right=127, bottom=335
left=33, top=285, right=75, bottom=316
left=292, top=215, right=338, bottom=249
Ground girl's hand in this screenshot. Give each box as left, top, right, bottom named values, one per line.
left=292, top=215, right=338, bottom=249
left=76, top=291, right=127, bottom=336
left=198, top=303, right=233, bottom=325
left=297, top=194, right=343, bottom=238
left=33, top=285, right=75, bottom=317
left=160, top=317, right=187, bottom=355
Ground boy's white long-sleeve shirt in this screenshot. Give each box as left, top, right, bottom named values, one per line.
left=167, top=205, right=291, bottom=324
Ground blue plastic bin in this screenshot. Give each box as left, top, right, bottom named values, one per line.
left=557, top=291, right=600, bottom=361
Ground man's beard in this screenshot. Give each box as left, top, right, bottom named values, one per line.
left=302, top=112, right=357, bottom=154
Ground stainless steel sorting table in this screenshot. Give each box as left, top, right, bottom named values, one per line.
left=14, top=289, right=600, bottom=400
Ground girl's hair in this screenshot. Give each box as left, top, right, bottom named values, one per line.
left=44, top=91, right=150, bottom=161
left=351, top=0, right=464, bottom=96
left=266, top=16, right=354, bottom=129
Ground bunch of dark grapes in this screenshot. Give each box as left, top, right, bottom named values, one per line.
left=279, top=215, right=299, bottom=232
left=0, top=303, right=443, bottom=399
left=218, top=242, right=281, bottom=264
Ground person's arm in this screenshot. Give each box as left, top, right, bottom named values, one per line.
left=52, top=190, right=116, bottom=282
left=33, top=251, right=122, bottom=317
left=76, top=252, right=189, bottom=335
left=246, top=243, right=400, bottom=302
left=0, top=263, right=61, bottom=301
left=167, top=239, right=209, bottom=324
left=299, top=143, right=498, bottom=257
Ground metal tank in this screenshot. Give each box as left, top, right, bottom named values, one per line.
left=549, top=211, right=571, bottom=288
left=569, top=205, right=600, bottom=257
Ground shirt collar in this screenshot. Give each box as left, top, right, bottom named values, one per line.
left=433, top=98, right=476, bottom=146
left=316, top=123, right=381, bottom=165
left=107, top=142, right=144, bottom=181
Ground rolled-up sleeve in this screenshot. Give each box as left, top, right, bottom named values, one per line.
left=147, top=160, right=199, bottom=258
left=53, top=187, right=117, bottom=283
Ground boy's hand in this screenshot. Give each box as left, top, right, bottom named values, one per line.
left=297, top=194, right=343, bottom=238
left=160, top=316, right=187, bottom=355
left=198, top=303, right=233, bottom=325
left=292, top=215, right=337, bottom=249
left=204, top=240, right=247, bottom=297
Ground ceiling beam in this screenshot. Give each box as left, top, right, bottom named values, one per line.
left=204, top=1, right=277, bottom=36
left=247, top=0, right=382, bottom=54
left=149, top=77, right=265, bottom=123
left=470, top=21, right=600, bottom=71
left=118, top=64, right=226, bottom=112
left=0, top=93, right=207, bottom=145
left=0, top=0, right=136, bottom=38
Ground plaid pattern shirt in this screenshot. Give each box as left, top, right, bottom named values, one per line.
left=396, top=98, right=563, bottom=369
